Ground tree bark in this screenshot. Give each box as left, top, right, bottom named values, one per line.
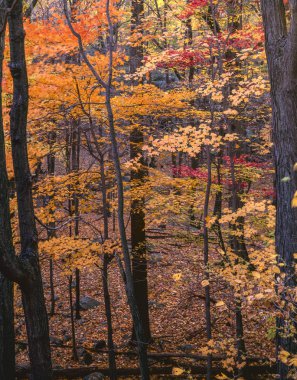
left=103, top=254, right=117, bottom=380
left=47, top=131, right=56, bottom=316
left=203, top=146, right=212, bottom=380
left=0, top=12, right=15, bottom=379
left=130, top=0, right=151, bottom=344
left=261, top=1, right=297, bottom=378
left=6, top=0, right=53, bottom=377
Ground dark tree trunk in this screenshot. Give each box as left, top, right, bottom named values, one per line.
left=63, top=1, right=150, bottom=375
left=105, top=90, right=150, bottom=380
left=71, top=124, right=81, bottom=320
left=47, top=131, right=56, bottom=317
left=69, top=275, right=78, bottom=361
left=0, top=275, right=15, bottom=380
left=261, top=1, right=297, bottom=378
left=185, top=8, right=194, bottom=83
left=99, top=138, right=117, bottom=379
left=0, top=15, right=15, bottom=380
left=103, top=254, right=117, bottom=380
left=130, top=0, right=151, bottom=344
left=7, top=0, right=52, bottom=377
left=203, top=146, right=212, bottom=380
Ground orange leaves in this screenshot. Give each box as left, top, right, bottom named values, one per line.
left=24, top=0, right=122, bottom=59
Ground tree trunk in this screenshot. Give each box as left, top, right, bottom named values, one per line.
left=0, top=13, right=15, bottom=380
left=47, top=131, right=56, bottom=317
left=63, top=0, right=150, bottom=375
left=130, top=0, right=151, bottom=344
left=203, top=146, right=212, bottom=380
left=103, top=254, right=117, bottom=380
left=7, top=0, right=52, bottom=377
left=69, top=275, right=78, bottom=361
left=71, top=124, right=81, bottom=320
left=261, top=1, right=297, bottom=378
left=106, top=91, right=150, bottom=380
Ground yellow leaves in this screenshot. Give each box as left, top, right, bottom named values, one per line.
left=292, top=191, right=297, bottom=208
left=216, top=374, right=230, bottom=380
left=173, top=273, right=182, bottom=281
left=172, top=367, right=184, bottom=376
left=39, top=237, right=119, bottom=275
left=279, top=350, right=290, bottom=364
left=215, top=300, right=225, bottom=307
left=279, top=351, right=297, bottom=367
left=289, top=355, right=297, bottom=367
left=219, top=200, right=270, bottom=225
left=205, top=215, right=217, bottom=228
left=143, top=124, right=233, bottom=158
left=252, top=271, right=261, bottom=279
left=201, top=279, right=209, bottom=287
left=272, top=265, right=281, bottom=274
left=254, top=293, right=264, bottom=300
left=228, top=76, right=269, bottom=107
left=196, top=73, right=231, bottom=103
left=223, top=108, right=238, bottom=116
left=211, top=92, right=224, bottom=102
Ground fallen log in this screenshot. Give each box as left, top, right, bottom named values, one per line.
left=15, top=341, right=272, bottom=363
left=16, top=363, right=277, bottom=379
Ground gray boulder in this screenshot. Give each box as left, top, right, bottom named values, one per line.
left=93, top=340, right=106, bottom=351
left=80, top=296, right=100, bottom=310
left=83, top=372, right=104, bottom=380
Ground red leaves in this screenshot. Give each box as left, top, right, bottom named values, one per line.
left=222, top=154, right=267, bottom=169
left=156, top=48, right=205, bottom=69
left=179, top=0, right=208, bottom=20
left=172, top=165, right=208, bottom=180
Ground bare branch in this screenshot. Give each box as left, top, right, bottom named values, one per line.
left=63, top=0, right=107, bottom=89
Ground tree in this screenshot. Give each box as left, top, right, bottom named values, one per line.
left=130, top=0, right=151, bottom=344
left=63, top=0, right=150, bottom=377
left=261, top=0, right=297, bottom=378
left=0, top=4, right=15, bottom=378
left=0, top=0, right=52, bottom=378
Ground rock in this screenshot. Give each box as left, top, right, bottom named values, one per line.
left=63, top=334, right=71, bottom=342
left=49, top=336, right=63, bottom=346
left=178, top=344, right=195, bottom=352
left=77, top=347, right=93, bottom=365
left=83, top=373, right=104, bottom=380
left=82, top=352, right=93, bottom=365
left=149, top=252, right=164, bottom=263
left=16, top=342, right=27, bottom=352
left=16, top=364, right=30, bottom=373
left=77, top=347, right=87, bottom=357
left=148, top=300, right=165, bottom=309
left=80, top=296, right=100, bottom=310
left=93, top=340, right=106, bottom=351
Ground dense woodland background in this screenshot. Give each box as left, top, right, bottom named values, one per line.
left=1, top=0, right=297, bottom=379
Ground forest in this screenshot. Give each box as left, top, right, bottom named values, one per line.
left=0, top=0, right=297, bottom=379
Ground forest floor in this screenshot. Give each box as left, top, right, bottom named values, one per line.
left=14, top=224, right=275, bottom=379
